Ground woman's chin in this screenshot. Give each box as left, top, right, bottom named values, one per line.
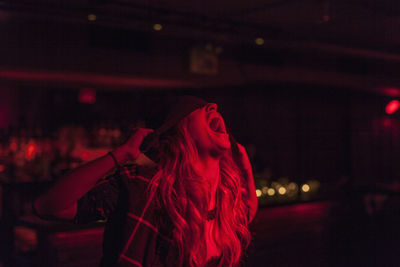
left=212, top=134, right=231, bottom=149
left=211, top=140, right=231, bottom=157
left=219, top=140, right=231, bottom=150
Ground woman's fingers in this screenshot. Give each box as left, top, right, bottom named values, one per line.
left=130, top=127, right=153, bottom=138
left=123, top=128, right=154, bottom=159
left=236, top=143, right=252, bottom=170
left=236, top=143, right=247, bottom=157
left=142, top=128, right=154, bottom=136
left=132, top=127, right=154, bottom=135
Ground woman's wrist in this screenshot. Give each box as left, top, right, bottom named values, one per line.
left=110, top=146, right=130, bottom=166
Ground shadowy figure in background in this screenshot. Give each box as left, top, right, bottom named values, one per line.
left=34, top=96, right=258, bottom=267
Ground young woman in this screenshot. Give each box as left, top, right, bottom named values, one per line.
left=34, top=96, right=258, bottom=267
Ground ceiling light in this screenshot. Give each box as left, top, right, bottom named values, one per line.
left=153, top=24, right=163, bottom=31
left=88, top=14, right=97, bottom=21
left=255, top=37, right=264, bottom=45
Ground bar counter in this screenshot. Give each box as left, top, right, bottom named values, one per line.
left=14, top=216, right=105, bottom=267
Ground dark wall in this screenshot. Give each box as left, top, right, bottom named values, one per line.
left=12, top=84, right=400, bottom=185
left=351, top=95, right=400, bottom=184
left=203, top=87, right=349, bottom=183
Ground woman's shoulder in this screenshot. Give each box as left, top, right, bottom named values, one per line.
left=115, top=163, right=162, bottom=213
left=117, top=163, right=158, bottom=183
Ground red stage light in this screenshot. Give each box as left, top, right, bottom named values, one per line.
left=25, top=142, right=37, bottom=160
left=79, top=88, right=96, bottom=104
left=80, top=150, right=89, bottom=160
left=383, top=87, right=400, bottom=97
left=386, top=100, right=400, bottom=114
left=10, top=142, right=17, bottom=151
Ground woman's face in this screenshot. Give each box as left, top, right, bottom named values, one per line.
left=185, top=103, right=231, bottom=157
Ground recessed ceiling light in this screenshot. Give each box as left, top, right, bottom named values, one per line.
left=88, top=14, right=97, bottom=21
left=255, top=37, right=264, bottom=45
left=153, top=23, right=163, bottom=31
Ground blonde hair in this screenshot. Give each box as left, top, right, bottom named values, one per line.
left=148, top=116, right=250, bottom=266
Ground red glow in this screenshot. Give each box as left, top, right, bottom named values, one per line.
left=382, top=118, right=392, bottom=128
left=80, top=150, right=89, bottom=160
left=0, top=69, right=193, bottom=88
left=382, top=87, right=400, bottom=97
left=385, top=100, right=400, bottom=114
left=113, top=129, right=121, bottom=138
left=53, top=228, right=104, bottom=241
left=79, top=88, right=96, bottom=104
left=25, top=143, right=37, bottom=160
left=0, top=164, right=5, bottom=172
left=10, top=142, right=17, bottom=151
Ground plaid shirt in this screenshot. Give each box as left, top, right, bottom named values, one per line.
left=75, top=164, right=240, bottom=267
left=75, top=164, right=176, bottom=267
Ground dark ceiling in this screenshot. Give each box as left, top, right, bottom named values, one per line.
left=4, top=0, right=400, bottom=53
left=2, top=0, right=400, bottom=94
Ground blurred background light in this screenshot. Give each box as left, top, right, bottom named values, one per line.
left=267, top=188, right=276, bottom=196
left=278, top=187, right=287, bottom=195
left=385, top=100, right=400, bottom=114
left=255, top=37, right=264, bottom=45
left=88, top=14, right=97, bottom=21
left=288, top=182, right=297, bottom=190
left=301, top=184, right=310, bottom=192
left=153, top=23, right=163, bottom=31
left=256, top=189, right=262, bottom=197
left=79, top=88, right=96, bottom=104
left=262, top=186, right=269, bottom=195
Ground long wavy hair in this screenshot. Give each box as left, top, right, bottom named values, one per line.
left=148, top=116, right=251, bottom=267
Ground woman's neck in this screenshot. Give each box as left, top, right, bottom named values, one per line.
left=195, top=156, right=220, bottom=210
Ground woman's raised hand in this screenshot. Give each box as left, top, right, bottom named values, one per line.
left=235, top=143, right=252, bottom=171
left=113, top=128, right=154, bottom=163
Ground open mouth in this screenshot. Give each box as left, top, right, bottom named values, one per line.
left=209, top=117, right=226, bottom=134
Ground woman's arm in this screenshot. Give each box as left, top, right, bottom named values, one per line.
left=236, top=144, right=258, bottom=222
left=33, top=128, right=153, bottom=220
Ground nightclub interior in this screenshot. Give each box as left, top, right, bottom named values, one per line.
left=1, top=0, right=400, bottom=266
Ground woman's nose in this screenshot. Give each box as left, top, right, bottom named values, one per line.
left=205, top=103, right=217, bottom=112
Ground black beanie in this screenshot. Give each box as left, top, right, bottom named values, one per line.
left=141, top=96, right=208, bottom=161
